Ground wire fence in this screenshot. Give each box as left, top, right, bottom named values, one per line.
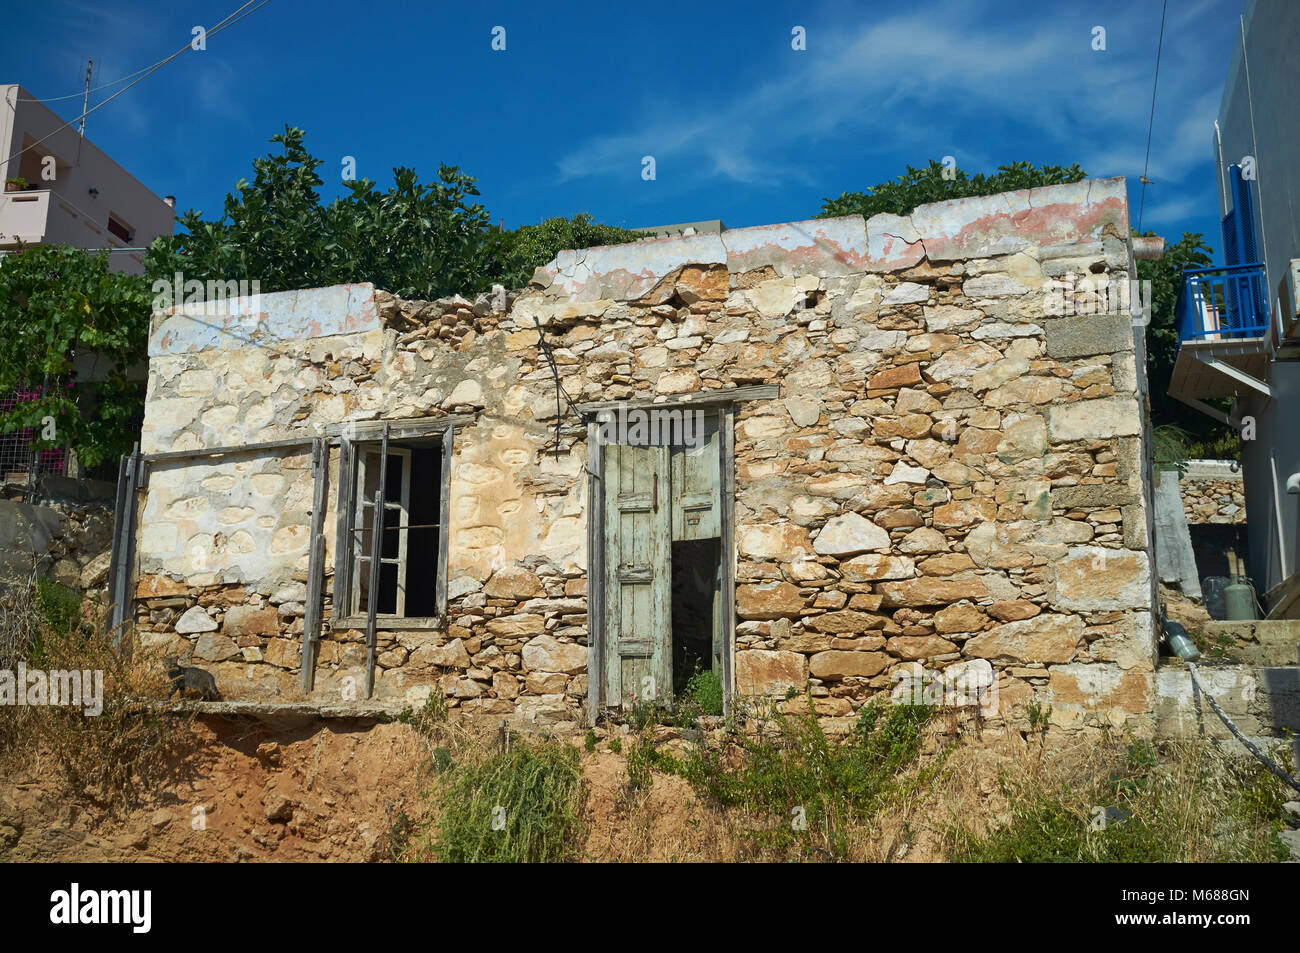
left=0, top=386, right=69, bottom=481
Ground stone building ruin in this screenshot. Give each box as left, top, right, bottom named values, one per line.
left=120, top=177, right=1160, bottom=732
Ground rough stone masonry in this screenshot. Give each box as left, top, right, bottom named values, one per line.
left=131, top=176, right=1159, bottom=734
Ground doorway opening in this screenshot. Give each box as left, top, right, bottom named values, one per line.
left=671, top=537, right=721, bottom=695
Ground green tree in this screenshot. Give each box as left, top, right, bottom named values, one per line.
left=321, top=165, right=493, bottom=298
left=1136, top=231, right=1235, bottom=457
left=146, top=126, right=645, bottom=300
left=818, top=159, right=1089, bottom=219
left=483, top=214, right=648, bottom=291
left=0, top=245, right=152, bottom=470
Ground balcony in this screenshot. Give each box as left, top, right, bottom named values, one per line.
left=1176, top=262, right=1269, bottom=344
left=1169, top=262, right=1271, bottom=422
left=0, top=188, right=52, bottom=246
left=0, top=188, right=147, bottom=273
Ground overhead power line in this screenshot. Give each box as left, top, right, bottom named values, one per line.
left=1137, top=0, right=1169, bottom=233
left=15, top=58, right=168, bottom=104
left=3, top=0, right=271, bottom=169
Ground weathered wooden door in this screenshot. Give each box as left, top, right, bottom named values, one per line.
left=603, top=442, right=672, bottom=707
left=670, top=418, right=720, bottom=541
left=670, top=417, right=723, bottom=673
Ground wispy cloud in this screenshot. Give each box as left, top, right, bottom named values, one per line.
left=553, top=0, right=1227, bottom=210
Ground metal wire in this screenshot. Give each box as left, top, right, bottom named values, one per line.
left=1186, top=661, right=1300, bottom=794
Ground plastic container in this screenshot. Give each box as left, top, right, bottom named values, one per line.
left=1201, top=576, right=1230, bottom=620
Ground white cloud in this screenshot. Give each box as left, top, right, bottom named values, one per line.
left=552, top=0, right=1228, bottom=214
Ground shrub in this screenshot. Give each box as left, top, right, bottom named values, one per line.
left=426, top=737, right=585, bottom=863
left=953, top=737, right=1293, bottom=863
left=683, top=668, right=724, bottom=717
left=0, top=580, right=193, bottom=811
left=673, top=700, right=941, bottom=859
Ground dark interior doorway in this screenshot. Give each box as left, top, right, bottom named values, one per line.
left=671, top=537, right=720, bottom=694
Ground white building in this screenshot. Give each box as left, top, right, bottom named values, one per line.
left=0, top=83, right=175, bottom=275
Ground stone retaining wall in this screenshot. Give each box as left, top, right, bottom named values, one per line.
left=0, top=483, right=114, bottom=593
left=1180, top=459, right=1246, bottom=525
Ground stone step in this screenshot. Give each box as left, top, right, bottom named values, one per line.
left=1203, top=620, right=1300, bottom=666
left=1155, top=662, right=1300, bottom=756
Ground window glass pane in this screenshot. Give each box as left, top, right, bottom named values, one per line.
left=385, top=452, right=404, bottom=498
left=381, top=505, right=402, bottom=559
left=348, top=437, right=443, bottom=618
left=358, top=499, right=374, bottom=557
left=356, top=555, right=370, bottom=613
left=363, top=450, right=381, bottom=502
left=378, top=562, right=400, bottom=614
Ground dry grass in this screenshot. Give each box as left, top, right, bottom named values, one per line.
left=936, top=731, right=1292, bottom=862
left=0, top=578, right=195, bottom=813
left=379, top=690, right=1294, bottom=863
left=594, top=716, right=1293, bottom=863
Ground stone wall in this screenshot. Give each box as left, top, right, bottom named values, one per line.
left=132, top=176, right=1158, bottom=732
left=0, top=478, right=114, bottom=593
left=1180, top=459, right=1246, bottom=525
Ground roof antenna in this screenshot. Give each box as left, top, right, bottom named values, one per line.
left=79, top=58, right=92, bottom=138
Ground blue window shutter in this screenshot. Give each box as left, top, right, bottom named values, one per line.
left=1223, top=164, right=1260, bottom=266
left=1232, top=164, right=1260, bottom=264
left=1222, top=207, right=1240, bottom=266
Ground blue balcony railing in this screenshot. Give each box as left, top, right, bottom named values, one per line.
left=1176, top=263, right=1269, bottom=344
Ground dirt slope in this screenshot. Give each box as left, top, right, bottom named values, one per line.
left=1, top=717, right=427, bottom=862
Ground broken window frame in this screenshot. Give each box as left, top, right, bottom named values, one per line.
left=331, top=418, right=456, bottom=630
left=351, top=445, right=413, bottom=617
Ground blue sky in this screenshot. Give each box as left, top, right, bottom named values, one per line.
left=3, top=0, right=1246, bottom=258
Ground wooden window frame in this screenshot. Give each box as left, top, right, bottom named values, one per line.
left=351, top=445, right=412, bottom=617
left=332, top=420, right=454, bottom=630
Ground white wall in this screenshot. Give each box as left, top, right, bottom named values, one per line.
left=0, top=84, right=174, bottom=274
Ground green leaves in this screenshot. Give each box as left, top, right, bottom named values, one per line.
left=818, top=159, right=1089, bottom=220
left=146, top=127, right=646, bottom=302
left=0, top=244, right=151, bottom=469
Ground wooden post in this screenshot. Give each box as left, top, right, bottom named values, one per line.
left=364, top=424, right=388, bottom=698
left=107, top=444, right=141, bottom=649
left=300, top=437, right=329, bottom=693
left=435, top=425, right=453, bottom=619
left=586, top=420, right=604, bottom=725
left=719, top=408, right=736, bottom=711
left=105, top=452, right=129, bottom=637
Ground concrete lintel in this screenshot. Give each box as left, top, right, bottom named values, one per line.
left=575, top=383, right=780, bottom=415
left=540, top=177, right=1131, bottom=302
left=149, top=283, right=379, bottom=357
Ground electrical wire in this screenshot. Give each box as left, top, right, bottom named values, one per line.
left=14, top=59, right=170, bottom=104
left=3, top=0, right=269, bottom=169
left=1137, top=0, right=1168, bottom=233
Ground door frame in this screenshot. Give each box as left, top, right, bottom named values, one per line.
left=582, top=384, right=778, bottom=723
